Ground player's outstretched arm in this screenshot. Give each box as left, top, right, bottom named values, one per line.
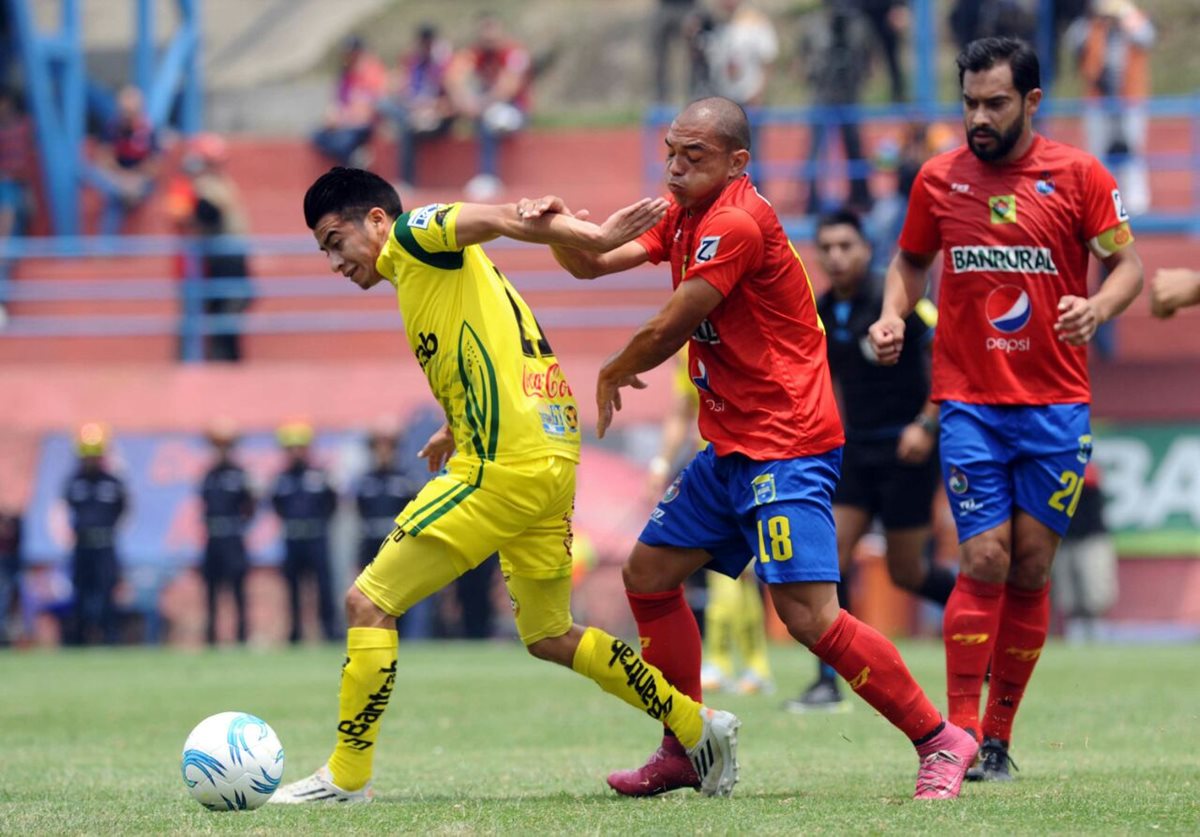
left=452, top=197, right=667, bottom=254
left=870, top=249, right=935, bottom=365
left=1150, top=267, right=1200, bottom=319
left=595, top=279, right=724, bottom=438
left=1056, top=243, right=1143, bottom=345
left=516, top=194, right=655, bottom=279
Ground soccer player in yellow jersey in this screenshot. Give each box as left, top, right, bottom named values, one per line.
left=270, top=167, right=741, bottom=804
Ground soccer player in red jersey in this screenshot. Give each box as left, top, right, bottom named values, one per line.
left=869, top=38, right=1144, bottom=780
left=520, top=96, right=978, bottom=800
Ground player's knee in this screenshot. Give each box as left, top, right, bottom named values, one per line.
left=960, top=535, right=1011, bottom=583
left=344, top=584, right=389, bottom=628
left=621, top=555, right=667, bottom=594
left=525, top=631, right=574, bottom=666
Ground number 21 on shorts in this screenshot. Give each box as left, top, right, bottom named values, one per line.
left=757, top=515, right=793, bottom=563
left=1048, top=470, right=1085, bottom=518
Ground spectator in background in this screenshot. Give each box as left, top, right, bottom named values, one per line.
left=63, top=423, right=127, bottom=645
left=389, top=24, right=455, bottom=188
left=801, top=3, right=874, bottom=214
left=1067, top=0, right=1155, bottom=217
left=168, top=134, right=253, bottom=362
left=0, top=86, right=33, bottom=324
left=85, top=85, right=159, bottom=235
left=446, top=13, right=532, bottom=200
left=1051, top=463, right=1116, bottom=642
left=354, top=422, right=421, bottom=574
left=198, top=420, right=255, bottom=646
left=312, top=36, right=388, bottom=168
left=949, top=0, right=1036, bottom=49
left=1150, top=267, right=1200, bottom=318
left=0, top=501, right=20, bottom=645
left=650, top=0, right=700, bottom=103
left=271, top=421, right=339, bottom=643
left=705, top=0, right=778, bottom=191
left=865, top=121, right=955, bottom=273
left=856, top=0, right=909, bottom=102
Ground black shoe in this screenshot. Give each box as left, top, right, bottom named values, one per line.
left=781, top=678, right=848, bottom=713
left=965, top=737, right=1017, bottom=782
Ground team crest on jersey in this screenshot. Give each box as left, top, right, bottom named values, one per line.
left=1036, top=171, right=1055, bottom=195
left=408, top=204, right=439, bottom=230
left=948, top=467, right=969, bottom=495
left=988, top=195, right=1017, bottom=224
left=986, top=285, right=1032, bottom=333
left=695, top=235, right=721, bottom=264
left=1111, top=188, right=1129, bottom=222
left=751, top=474, right=776, bottom=506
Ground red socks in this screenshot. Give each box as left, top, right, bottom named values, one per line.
left=943, top=574, right=1005, bottom=736
left=626, top=587, right=703, bottom=701
left=812, top=609, right=942, bottom=742
left=982, top=583, right=1050, bottom=744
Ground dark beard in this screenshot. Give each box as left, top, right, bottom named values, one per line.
left=968, top=110, right=1025, bottom=162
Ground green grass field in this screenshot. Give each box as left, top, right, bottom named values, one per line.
left=1, top=641, right=1197, bottom=834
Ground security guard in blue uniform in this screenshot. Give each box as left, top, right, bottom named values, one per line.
left=198, top=420, right=256, bottom=645
left=63, top=423, right=128, bottom=645
left=354, top=423, right=421, bottom=570
left=271, top=421, right=338, bottom=643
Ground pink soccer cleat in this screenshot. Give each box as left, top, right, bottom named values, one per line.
left=913, top=722, right=979, bottom=800
left=606, top=735, right=700, bottom=797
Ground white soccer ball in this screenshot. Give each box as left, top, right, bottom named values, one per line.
left=180, top=711, right=285, bottom=811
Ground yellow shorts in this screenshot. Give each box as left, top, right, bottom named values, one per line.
left=355, top=455, right=577, bottom=645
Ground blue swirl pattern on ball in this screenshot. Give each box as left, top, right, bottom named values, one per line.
left=226, top=713, right=270, bottom=766
left=181, top=748, right=227, bottom=788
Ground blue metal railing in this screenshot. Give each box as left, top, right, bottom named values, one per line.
left=0, top=235, right=666, bottom=359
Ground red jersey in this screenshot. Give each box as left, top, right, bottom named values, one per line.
left=637, top=176, right=844, bottom=460
left=900, top=136, right=1132, bottom=405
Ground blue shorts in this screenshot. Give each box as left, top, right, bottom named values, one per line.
left=939, top=401, right=1092, bottom=542
left=638, top=445, right=842, bottom=584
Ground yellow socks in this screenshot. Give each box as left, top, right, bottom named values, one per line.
left=704, top=572, right=739, bottom=679
left=327, top=627, right=398, bottom=791
left=571, top=626, right=704, bottom=749
left=736, top=574, right=772, bottom=681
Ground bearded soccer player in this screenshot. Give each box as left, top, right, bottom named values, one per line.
left=271, top=168, right=740, bottom=804
left=520, top=96, right=978, bottom=800
left=869, top=38, right=1143, bottom=781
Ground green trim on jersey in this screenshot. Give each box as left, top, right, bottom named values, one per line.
left=393, top=215, right=464, bottom=270
left=458, top=322, right=501, bottom=469
left=405, top=483, right=477, bottom=535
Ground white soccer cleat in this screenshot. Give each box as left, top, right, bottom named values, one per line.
left=267, top=765, right=374, bottom=805
left=686, top=708, right=741, bottom=797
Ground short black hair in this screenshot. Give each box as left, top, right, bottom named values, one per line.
left=303, top=167, right=403, bottom=230
left=816, top=208, right=868, bottom=243
left=956, top=37, right=1041, bottom=98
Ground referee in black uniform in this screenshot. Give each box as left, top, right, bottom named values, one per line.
left=786, top=209, right=957, bottom=711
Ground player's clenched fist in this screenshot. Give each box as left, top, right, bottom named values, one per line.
left=868, top=315, right=906, bottom=365
left=1149, top=268, right=1200, bottom=319
left=1053, top=295, right=1100, bottom=345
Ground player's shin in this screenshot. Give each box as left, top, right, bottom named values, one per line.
left=572, top=626, right=704, bottom=748
left=982, top=583, right=1050, bottom=744
left=943, top=575, right=1005, bottom=737
left=812, top=609, right=942, bottom=741
left=327, top=627, right=399, bottom=791
left=626, top=586, right=703, bottom=701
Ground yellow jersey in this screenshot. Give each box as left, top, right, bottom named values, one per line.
left=375, top=202, right=581, bottom=482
